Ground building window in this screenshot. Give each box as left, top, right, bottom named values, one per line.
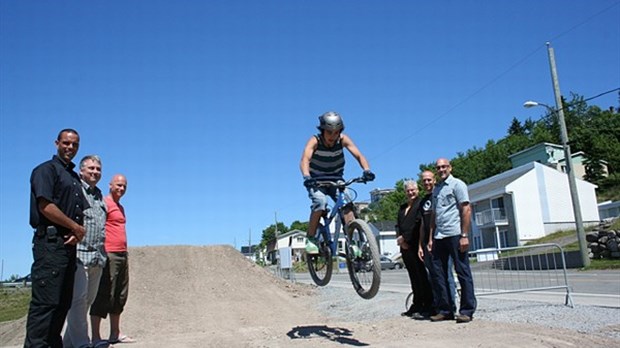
left=473, top=236, right=482, bottom=250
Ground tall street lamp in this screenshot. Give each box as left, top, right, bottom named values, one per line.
left=523, top=100, right=590, bottom=267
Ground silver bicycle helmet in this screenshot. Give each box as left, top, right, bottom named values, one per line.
left=317, top=111, right=345, bottom=131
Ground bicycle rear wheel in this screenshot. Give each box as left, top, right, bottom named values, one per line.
left=345, top=219, right=381, bottom=299
left=307, top=226, right=333, bottom=286
left=405, top=292, right=413, bottom=311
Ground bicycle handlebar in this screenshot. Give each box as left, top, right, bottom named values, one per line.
left=313, top=176, right=371, bottom=189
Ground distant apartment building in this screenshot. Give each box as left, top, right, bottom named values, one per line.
left=370, top=188, right=395, bottom=204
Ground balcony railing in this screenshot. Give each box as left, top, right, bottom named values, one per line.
left=475, top=208, right=507, bottom=226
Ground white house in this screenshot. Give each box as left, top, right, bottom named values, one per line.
left=273, top=229, right=307, bottom=263
left=468, top=161, right=600, bottom=249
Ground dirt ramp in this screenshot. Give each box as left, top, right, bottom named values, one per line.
left=121, top=245, right=321, bottom=344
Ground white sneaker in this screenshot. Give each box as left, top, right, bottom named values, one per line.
left=351, top=245, right=362, bottom=258
left=306, top=237, right=319, bottom=254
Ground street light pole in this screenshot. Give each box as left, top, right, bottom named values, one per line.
left=523, top=42, right=590, bottom=267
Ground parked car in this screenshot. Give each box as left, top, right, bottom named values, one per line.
left=380, top=256, right=402, bottom=270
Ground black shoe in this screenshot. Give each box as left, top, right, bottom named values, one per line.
left=430, top=313, right=454, bottom=322
left=401, top=309, right=415, bottom=317
left=401, top=305, right=417, bottom=317
left=455, top=314, right=472, bottom=323
left=411, top=312, right=429, bottom=320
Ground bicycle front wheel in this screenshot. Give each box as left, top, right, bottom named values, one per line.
left=345, top=219, right=381, bottom=299
left=307, top=228, right=333, bottom=286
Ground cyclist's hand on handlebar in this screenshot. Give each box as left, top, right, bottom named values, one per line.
left=303, top=176, right=317, bottom=189
left=362, top=170, right=375, bottom=182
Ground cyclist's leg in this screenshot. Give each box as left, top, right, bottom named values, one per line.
left=306, top=188, right=329, bottom=253
left=307, top=187, right=329, bottom=237
left=307, top=211, right=323, bottom=239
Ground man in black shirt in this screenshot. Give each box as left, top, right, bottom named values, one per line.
left=418, top=170, right=456, bottom=317
left=25, top=129, right=88, bottom=348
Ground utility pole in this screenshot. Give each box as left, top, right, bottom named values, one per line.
left=546, top=42, right=590, bottom=267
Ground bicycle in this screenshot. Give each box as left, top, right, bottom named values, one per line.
left=306, top=176, right=381, bottom=299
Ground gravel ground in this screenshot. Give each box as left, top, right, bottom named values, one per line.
left=314, top=286, right=620, bottom=340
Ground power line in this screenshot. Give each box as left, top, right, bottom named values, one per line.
left=371, top=3, right=619, bottom=161
left=537, top=87, right=619, bottom=120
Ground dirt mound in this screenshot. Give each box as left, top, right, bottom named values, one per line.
left=122, top=245, right=320, bottom=341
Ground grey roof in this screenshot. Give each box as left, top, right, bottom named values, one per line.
left=468, top=162, right=535, bottom=201
left=277, top=229, right=306, bottom=239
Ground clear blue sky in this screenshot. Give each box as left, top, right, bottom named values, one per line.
left=1, top=1, right=619, bottom=278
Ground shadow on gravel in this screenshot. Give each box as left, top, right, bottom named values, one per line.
left=286, top=325, right=369, bottom=346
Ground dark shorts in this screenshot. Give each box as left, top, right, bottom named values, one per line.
left=90, top=251, right=129, bottom=317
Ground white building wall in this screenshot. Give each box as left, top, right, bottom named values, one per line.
left=506, top=170, right=546, bottom=241
left=540, top=164, right=577, bottom=233
left=576, top=179, right=600, bottom=223
left=508, top=163, right=600, bottom=238
left=378, top=231, right=399, bottom=257
left=538, top=164, right=599, bottom=233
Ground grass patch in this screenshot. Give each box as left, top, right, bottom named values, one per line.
left=583, top=258, right=620, bottom=270
left=0, top=288, right=31, bottom=322
left=524, top=229, right=576, bottom=246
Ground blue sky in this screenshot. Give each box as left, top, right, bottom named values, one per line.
left=1, top=1, right=618, bottom=278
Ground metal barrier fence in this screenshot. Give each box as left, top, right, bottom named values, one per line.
left=469, top=243, right=574, bottom=307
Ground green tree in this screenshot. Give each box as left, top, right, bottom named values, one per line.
left=258, top=222, right=289, bottom=249
left=508, top=117, right=525, bottom=136
left=289, top=220, right=308, bottom=232
left=523, top=118, right=536, bottom=135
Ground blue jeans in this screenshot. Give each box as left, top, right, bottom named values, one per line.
left=431, top=235, right=476, bottom=317
left=424, top=248, right=456, bottom=313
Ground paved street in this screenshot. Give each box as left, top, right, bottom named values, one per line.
left=293, top=268, right=620, bottom=308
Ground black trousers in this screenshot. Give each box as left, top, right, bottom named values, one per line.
left=24, top=227, right=76, bottom=348
left=401, top=246, right=434, bottom=314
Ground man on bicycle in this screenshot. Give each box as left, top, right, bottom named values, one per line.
left=300, top=111, right=375, bottom=254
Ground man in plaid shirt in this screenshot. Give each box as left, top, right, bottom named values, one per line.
left=63, top=155, right=107, bottom=348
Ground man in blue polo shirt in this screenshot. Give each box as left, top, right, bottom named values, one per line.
left=429, top=158, right=476, bottom=323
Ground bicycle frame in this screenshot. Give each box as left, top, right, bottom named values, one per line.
left=307, top=176, right=381, bottom=299
left=315, top=181, right=357, bottom=258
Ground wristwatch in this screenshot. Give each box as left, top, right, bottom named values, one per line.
left=460, top=233, right=468, bottom=238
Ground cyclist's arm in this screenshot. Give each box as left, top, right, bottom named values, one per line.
left=300, top=136, right=319, bottom=176
left=341, top=134, right=370, bottom=171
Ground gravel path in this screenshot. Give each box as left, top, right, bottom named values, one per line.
left=314, top=286, right=620, bottom=340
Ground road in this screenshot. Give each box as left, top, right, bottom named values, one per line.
left=293, top=268, right=620, bottom=308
